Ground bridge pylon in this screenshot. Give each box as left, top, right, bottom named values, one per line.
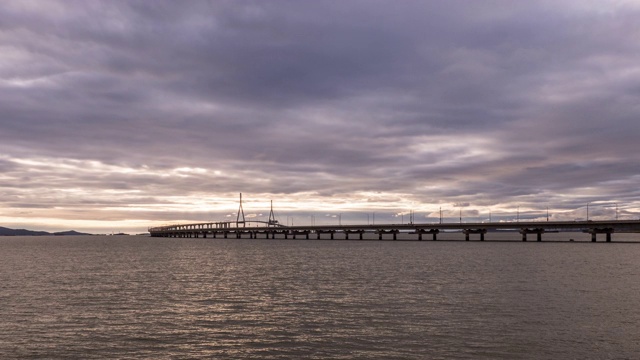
left=268, top=200, right=279, bottom=227
left=236, top=193, right=246, bottom=227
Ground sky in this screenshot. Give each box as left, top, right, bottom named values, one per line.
left=1, top=0, right=640, bottom=233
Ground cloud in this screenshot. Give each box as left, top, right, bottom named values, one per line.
left=1, top=0, right=639, bottom=232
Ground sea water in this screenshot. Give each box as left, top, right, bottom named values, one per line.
left=1, top=235, right=639, bottom=359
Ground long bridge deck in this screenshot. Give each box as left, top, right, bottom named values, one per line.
left=149, top=220, right=640, bottom=242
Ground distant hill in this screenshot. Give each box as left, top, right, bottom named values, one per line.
left=0, top=227, right=92, bottom=236
left=53, top=230, right=93, bottom=236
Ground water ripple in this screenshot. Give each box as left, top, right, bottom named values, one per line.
left=1, top=236, right=639, bottom=359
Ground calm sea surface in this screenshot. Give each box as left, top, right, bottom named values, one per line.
left=1, top=234, right=639, bottom=359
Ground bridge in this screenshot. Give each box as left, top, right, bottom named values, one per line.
left=148, top=219, right=640, bottom=242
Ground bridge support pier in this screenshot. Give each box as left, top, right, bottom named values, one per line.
left=588, top=228, right=614, bottom=242
left=316, top=230, right=335, bottom=239
left=414, top=229, right=439, bottom=241
left=376, top=230, right=398, bottom=240
left=289, top=231, right=310, bottom=240
left=344, top=230, right=364, bottom=240
left=464, top=229, right=487, bottom=241
left=520, top=228, right=545, bottom=242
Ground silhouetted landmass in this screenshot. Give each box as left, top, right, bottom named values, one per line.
left=0, top=227, right=49, bottom=236
left=0, top=227, right=92, bottom=236
left=53, top=230, right=92, bottom=236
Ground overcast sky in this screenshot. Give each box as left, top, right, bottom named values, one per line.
left=1, top=0, right=639, bottom=233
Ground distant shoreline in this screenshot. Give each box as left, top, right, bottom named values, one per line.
left=0, top=227, right=92, bottom=236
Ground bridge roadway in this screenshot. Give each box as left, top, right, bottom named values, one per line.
left=149, top=220, right=640, bottom=242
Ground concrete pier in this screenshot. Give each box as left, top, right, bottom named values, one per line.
left=520, top=228, right=545, bottom=242
left=412, top=229, right=440, bottom=241
left=376, top=229, right=399, bottom=240
left=344, top=230, right=365, bottom=240
left=587, top=228, right=614, bottom=242
left=316, top=230, right=335, bottom=239
left=463, top=228, right=487, bottom=241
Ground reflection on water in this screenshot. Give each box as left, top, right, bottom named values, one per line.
left=1, top=235, right=639, bottom=359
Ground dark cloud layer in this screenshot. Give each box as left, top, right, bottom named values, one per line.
left=1, top=1, right=639, bottom=232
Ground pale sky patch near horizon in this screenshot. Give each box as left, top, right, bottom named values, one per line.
left=1, top=0, right=640, bottom=233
